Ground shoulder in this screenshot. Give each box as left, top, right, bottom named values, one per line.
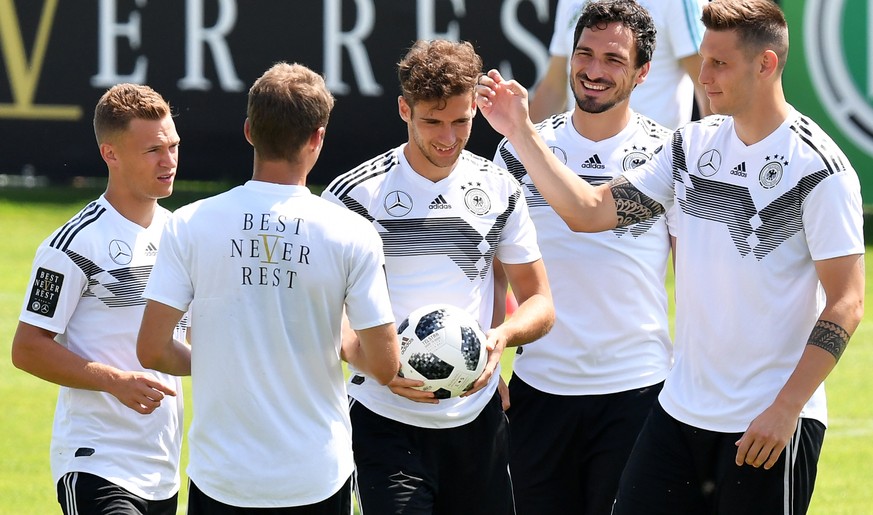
left=44, top=198, right=110, bottom=253
left=787, top=112, right=854, bottom=176
left=324, top=148, right=401, bottom=201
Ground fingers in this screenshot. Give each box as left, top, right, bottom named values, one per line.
left=735, top=435, right=784, bottom=469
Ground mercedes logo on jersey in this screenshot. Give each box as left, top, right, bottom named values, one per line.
left=384, top=190, right=413, bottom=217
left=109, top=239, right=133, bottom=265
left=697, top=149, right=722, bottom=177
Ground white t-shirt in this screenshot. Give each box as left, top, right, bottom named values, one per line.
left=624, top=109, right=864, bottom=432
left=144, top=181, right=394, bottom=507
left=550, top=0, right=706, bottom=129
left=323, top=146, right=541, bottom=428
left=494, top=112, right=673, bottom=395
left=19, top=196, right=184, bottom=500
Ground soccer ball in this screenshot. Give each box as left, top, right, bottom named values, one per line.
left=398, top=304, right=488, bottom=399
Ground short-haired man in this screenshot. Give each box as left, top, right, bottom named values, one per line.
left=476, top=0, right=865, bottom=512
left=323, top=40, right=554, bottom=514
left=137, top=62, right=400, bottom=513
left=12, top=83, right=185, bottom=515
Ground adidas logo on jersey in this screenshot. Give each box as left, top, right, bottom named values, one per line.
left=730, top=162, right=747, bottom=177
left=429, top=195, right=452, bottom=209
left=580, top=154, right=605, bottom=169
left=145, top=242, right=158, bottom=257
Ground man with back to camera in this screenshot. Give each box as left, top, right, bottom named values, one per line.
left=476, top=0, right=864, bottom=512
left=322, top=39, right=554, bottom=514
left=493, top=2, right=674, bottom=513
left=12, top=83, right=186, bottom=515
left=137, top=62, right=400, bottom=514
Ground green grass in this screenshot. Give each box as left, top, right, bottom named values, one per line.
left=1, top=185, right=870, bottom=514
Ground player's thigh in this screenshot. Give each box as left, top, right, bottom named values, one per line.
left=350, top=401, right=434, bottom=515
left=435, top=393, right=514, bottom=515
left=57, top=472, right=176, bottom=515
left=612, top=402, right=708, bottom=515
left=507, top=376, right=581, bottom=514
left=717, top=418, right=825, bottom=515
left=578, top=383, right=662, bottom=514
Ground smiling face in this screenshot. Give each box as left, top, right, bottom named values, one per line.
left=570, top=21, right=648, bottom=115
left=102, top=114, right=180, bottom=203
left=399, top=93, right=475, bottom=181
left=698, top=29, right=760, bottom=118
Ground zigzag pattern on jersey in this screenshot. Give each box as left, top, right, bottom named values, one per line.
left=50, top=201, right=107, bottom=252
left=377, top=189, right=518, bottom=281
left=65, top=250, right=152, bottom=308
left=671, top=124, right=837, bottom=260
left=497, top=145, right=659, bottom=238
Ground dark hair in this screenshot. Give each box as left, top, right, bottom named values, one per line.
left=247, top=62, right=335, bottom=162
left=574, top=0, right=657, bottom=69
left=702, top=0, right=788, bottom=70
left=397, top=39, right=483, bottom=109
left=93, top=83, right=171, bottom=144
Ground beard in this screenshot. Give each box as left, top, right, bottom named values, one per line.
left=571, top=74, right=633, bottom=114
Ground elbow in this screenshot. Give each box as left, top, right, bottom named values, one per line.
left=136, top=343, right=159, bottom=371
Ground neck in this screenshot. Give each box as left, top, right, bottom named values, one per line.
left=403, top=145, right=455, bottom=183
left=570, top=103, right=633, bottom=142
left=251, top=158, right=308, bottom=186
left=732, top=86, right=790, bottom=146
left=103, top=186, right=158, bottom=228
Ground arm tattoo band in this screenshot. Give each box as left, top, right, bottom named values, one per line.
left=607, top=176, right=666, bottom=228
left=807, top=320, right=850, bottom=362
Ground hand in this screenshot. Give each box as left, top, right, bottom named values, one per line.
left=735, top=402, right=800, bottom=469
left=475, top=69, right=533, bottom=140
left=109, top=371, right=177, bottom=415
left=388, top=375, right=439, bottom=404
left=463, top=327, right=507, bottom=398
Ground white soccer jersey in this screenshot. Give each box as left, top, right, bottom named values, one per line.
left=144, top=181, right=394, bottom=507
left=624, top=108, right=864, bottom=432
left=550, top=0, right=706, bottom=129
left=323, top=145, right=541, bottom=429
left=18, top=196, right=184, bottom=500
left=494, top=112, right=673, bottom=395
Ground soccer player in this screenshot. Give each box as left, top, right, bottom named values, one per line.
left=530, top=0, right=711, bottom=128
left=11, top=84, right=185, bottom=515
left=476, top=0, right=865, bottom=512
left=322, top=39, right=554, bottom=514
left=492, top=2, right=673, bottom=513
left=136, top=62, right=400, bottom=513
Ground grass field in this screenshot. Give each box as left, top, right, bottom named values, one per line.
left=1, top=184, right=871, bottom=514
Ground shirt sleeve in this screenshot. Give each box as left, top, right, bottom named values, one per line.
left=802, top=169, right=865, bottom=260
left=143, top=214, right=194, bottom=312
left=549, top=0, right=584, bottom=57
left=18, top=245, right=88, bottom=334
left=662, top=0, right=706, bottom=60
left=343, top=218, right=395, bottom=331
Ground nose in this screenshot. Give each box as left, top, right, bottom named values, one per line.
left=160, top=148, right=178, bottom=168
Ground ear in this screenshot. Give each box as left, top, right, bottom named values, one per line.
left=99, top=142, right=116, bottom=165
left=309, top=127, right=326, bottom=152
left=469, top=92, right=478, bottom=115
left=243, top=118, right=254, bottom=146
left=398, top=96, right=411, bottom=123
left=635, top=61, right=651, bottom=86
left=760, top=49, right=779, bottom=78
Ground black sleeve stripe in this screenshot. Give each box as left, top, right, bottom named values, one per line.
left=50, top=202, right=106, bottom=252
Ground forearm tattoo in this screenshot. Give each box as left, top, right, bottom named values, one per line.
left=807, top=320, right=851, bottom=362
left=608, top=176, right=666, bottom=228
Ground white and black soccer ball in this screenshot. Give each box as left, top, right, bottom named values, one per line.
left=397, top=304, right=488, bottom=399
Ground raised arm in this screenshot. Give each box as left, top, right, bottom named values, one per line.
left=477, top=70, right=664, bottom=232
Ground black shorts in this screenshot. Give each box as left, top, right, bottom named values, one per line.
left=507, top=374, right=662, bottom=515
left=350, top=392, right=514, bottom=515
left=57, top=472, right=177, bottom=515
left=613, top=401, right=825, bottom=515
left=187, top=477, right=351, bottom=514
